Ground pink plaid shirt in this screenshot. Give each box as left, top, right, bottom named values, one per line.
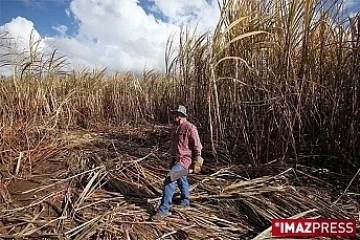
left=170, top=118, right=203, bottom=169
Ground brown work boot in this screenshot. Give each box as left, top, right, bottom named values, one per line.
left=174, top=204, right=190, bottom=210
left=152, top=212, right=172, bottom=221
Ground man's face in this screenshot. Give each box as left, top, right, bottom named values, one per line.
left=171, top=113, right=182, bottom=124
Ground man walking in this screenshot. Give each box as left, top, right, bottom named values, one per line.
left=152, top=105, right=203, bottom=220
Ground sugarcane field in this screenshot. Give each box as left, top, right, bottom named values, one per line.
left=1, top=0, right=360, bottom=239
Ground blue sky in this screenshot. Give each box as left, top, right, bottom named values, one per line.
left=1, top=0, right=77, bottom=36
left=0, top=0, right=359, bottom=76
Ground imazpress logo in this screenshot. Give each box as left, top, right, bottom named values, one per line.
left=271, top=218, right=356, bottom=237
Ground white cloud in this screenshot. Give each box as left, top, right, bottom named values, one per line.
left=150, top=0, right=220, bottom=31
left=0, top=16, right=45, bottom=52
left=0, top=16, right=47, bottom=75
left=52, top=25, right=68, bottom=37
left=65, top=8, right=71, bottom=17
left=0, top=0, right=221, bottom=75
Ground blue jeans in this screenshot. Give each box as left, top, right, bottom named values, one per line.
left=158, top=163, right=190, bottom=214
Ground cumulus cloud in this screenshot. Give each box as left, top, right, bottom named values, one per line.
left=149, top=0, right=220, bottom=30
left=52, top=25, right=68, bottom=37
left=0, top=0, right=221, bottom=75
left=0, top=16, right=45, bottom=52
left=0, top=16, right=47, bottom=75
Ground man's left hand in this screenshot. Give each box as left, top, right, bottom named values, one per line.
left=193, top=155, right=203, bottom=173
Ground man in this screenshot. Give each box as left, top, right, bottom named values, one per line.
left=152, top=105, right=203, bottom=220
